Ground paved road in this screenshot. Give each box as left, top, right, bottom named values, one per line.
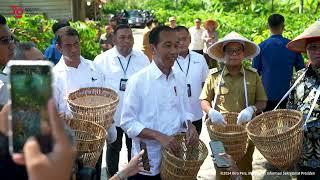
left=100, top=28, right=296, bottom=180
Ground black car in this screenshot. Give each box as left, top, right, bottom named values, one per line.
left=127, top=10, right=145, bottom=28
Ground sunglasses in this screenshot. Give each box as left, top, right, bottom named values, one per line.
left=0, top=36, right=14, bottom=45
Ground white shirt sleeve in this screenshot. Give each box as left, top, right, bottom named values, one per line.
left=201, top=56, right=209, bottom=82
left=120, top=77, right=146, bottom=138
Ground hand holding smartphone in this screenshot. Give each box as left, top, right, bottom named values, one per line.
left=8, top=60, right=54, bottom=154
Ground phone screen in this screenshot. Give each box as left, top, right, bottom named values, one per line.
left=9, top=64, right=52, bottom=153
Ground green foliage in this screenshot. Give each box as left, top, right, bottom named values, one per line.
left=7, top=14, right=100, bottom=60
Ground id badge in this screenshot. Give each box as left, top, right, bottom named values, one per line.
left=187, top=84, right=192, bottom=97
left=119, top=78, right=128, bottom=91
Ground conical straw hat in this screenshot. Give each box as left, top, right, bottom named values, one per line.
left=207, top=31, right=260, bottom=62
left=287, top=21, right=320, bottom=53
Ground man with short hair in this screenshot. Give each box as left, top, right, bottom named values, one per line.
left=168, top=16, right=177, bottom=29
left=99, top=25, right=114, bottom=52
left=44, top=20, right=70, bottom=65
left=0, top=14, right=28, bottom=180
left=252, top=14, right=304, bottom=111
left=120, top=25, right=199, bottom=179
left=14, top=42, right=44, bottom=60
left=0, top=14, right=15, bottom=107
left=174, top=26, right=209, bottom=135
left=52, top=26, right=107, bottom=179
left=189, top=18, right=205, bottom=55
left=94, top=24, right=149, bottom=177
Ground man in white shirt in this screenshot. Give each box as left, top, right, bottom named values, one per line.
left=120, top=26, right=198, bottom=179
left=94, top=24, right=149, bottom=177
left=189, top=18, right=204, bottom=55
left=174, top=26, right=209, bottom=135
left=0, top=14, right=15, bottom=108
left=52, top=26, right=106, bottom=179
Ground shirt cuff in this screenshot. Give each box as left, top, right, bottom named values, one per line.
left=125, top=122, right=145, bottom=138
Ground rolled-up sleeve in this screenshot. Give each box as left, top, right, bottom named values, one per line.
left=120, top=77, right=145, bottom=138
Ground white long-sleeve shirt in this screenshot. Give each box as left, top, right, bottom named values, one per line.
left=120, top=61, right=194, bottom=176
left=94, top=47, right=149, bottom=127
left=173, top=51, right=209, bottom=120
left=0, top=73, right=8, bottom=106
left=53, top=56, right=105, bottom=113
left=189, top=26, right=205, bottom=50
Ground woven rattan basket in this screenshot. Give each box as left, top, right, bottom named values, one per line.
left=206, top=112, right=248, bottom=162
left=246, top=109, right=303, bottom=170
left=160, top=134, right=208, bottom=180
left=68, top=87, right=119, bottom=113
left=67, top=87, right=119, bottom=129
left=70, top=108, right=116, bottom=129
left=65, top=118, right=107, bottom=168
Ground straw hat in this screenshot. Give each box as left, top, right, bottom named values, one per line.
left=169, top=16, right=176, bottom=22
left=204, top=19, right=218, bottom=30
left=207, top=31, right=260, bottom=62
left=287, top=21, right=320, bottom=53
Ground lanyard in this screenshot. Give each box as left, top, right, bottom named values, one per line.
left=212, top=66, right=248, bottom=109
left=176, top=54, right=191, bottom=77
left=117, top=55, right=132, bottom=77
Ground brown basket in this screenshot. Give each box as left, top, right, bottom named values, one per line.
left=246, top=109, right=303, bottom=170
left=206, top=112, right=248, bottom=162
left=67, top=87, right=119, bottom=129
left=68, top=87, right=119, bottom=114
left=70, top=107, right=116, bottom=129
left=65, top=118, right=107, bottom=168
left=160, top=134, right=208, bottom=180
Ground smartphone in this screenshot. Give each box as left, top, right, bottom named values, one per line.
left=140, top=141, right=150, bottom=171
left=209, top=140, right=230, bottom=168
left=7, top=60, right=54, bottom=154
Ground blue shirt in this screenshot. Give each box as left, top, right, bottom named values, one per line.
left=252, top=34, right=304, bottom=101
left=44, top=38, right=61, bottom=65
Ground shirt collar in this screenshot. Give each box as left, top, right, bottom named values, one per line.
left=177, top=51, right=190, bottom=61
left=150, top=61, right=176, bottom=80
left=270, top=34, right=283, bottom=38
left=222, top=65, right=245, bottom=77
left=54, top=56, right=86, bottom=72
left=110, top=46, right=137, bottom=59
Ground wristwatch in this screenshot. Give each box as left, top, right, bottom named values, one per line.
left=115, top=171, right=126, bottom=180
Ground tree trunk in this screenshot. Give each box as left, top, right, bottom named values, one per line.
left=315, top=2, right=320, bottom=14
left=299, top=0, right=304, bottom=13
left=271, top=0, right=274, bottom=12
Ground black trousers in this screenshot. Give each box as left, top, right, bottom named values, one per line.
left=264, top=99, right=288, bottom=112
left=128, top=173, right=161, bottom=180
left=192, top=119, right=202, bottom=135
left=192, top=49, right=203, bottom=55
left=106, top=126, right=132, bottom=177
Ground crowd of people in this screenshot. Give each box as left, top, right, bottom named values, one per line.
left=0, top=11, right=320, bottom=180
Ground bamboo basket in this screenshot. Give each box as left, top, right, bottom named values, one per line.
left=68, top=87, right=119, bottom=114
left=65, top=118, right=107, bottom=168
left=206, top=112, right=248, bottom=162
left=67, top=87, right=119, bottom=129
left=246, top=109, right=303, bottom=170
left=70, top=107, right=116, bottom=129
left=160, top=134, right=208, bottom=180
